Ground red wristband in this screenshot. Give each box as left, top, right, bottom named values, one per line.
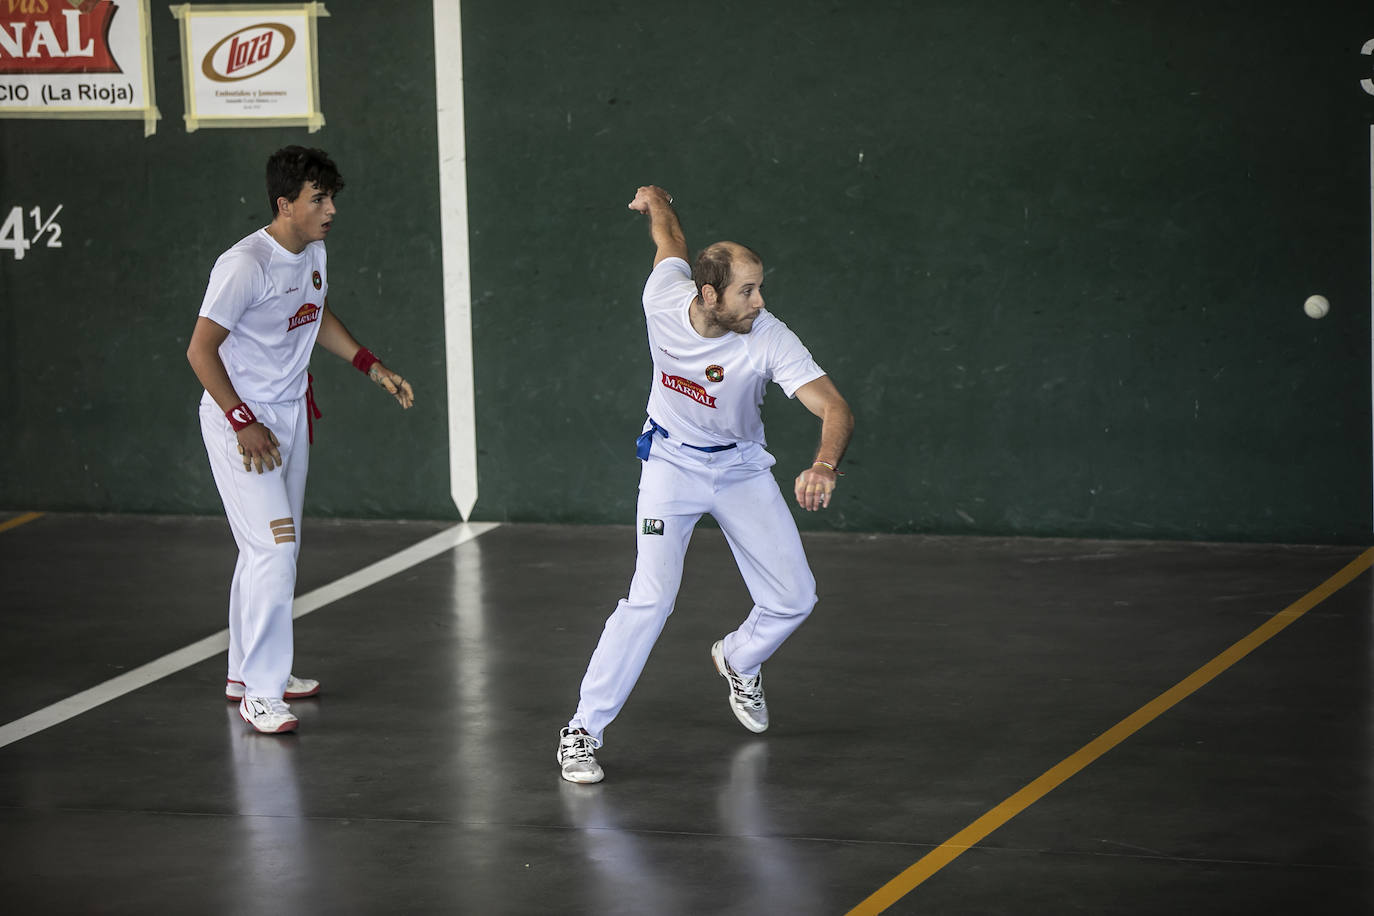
left=226, top=402, right=257, bottom=431
left=352, top=346, right=379, bottom=374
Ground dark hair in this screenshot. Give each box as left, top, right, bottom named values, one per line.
left=265, top=146, right=344, bottom=215
left=693, top=242, right=761, bottom=300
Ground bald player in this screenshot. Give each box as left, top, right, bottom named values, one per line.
left=557, top=185, right=854, bottom=783
left=187, top=146, right=414, bottom=734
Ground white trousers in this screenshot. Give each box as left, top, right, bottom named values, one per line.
left=571, top=438, right=817, bottom=745
left=199, top=395, right=310, bottom=700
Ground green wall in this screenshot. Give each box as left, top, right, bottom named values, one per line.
left=1, top=3, right=448, bottom=518
left=3, top=1, right=1372, bottom=544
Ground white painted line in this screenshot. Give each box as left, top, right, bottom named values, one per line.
left=0, top=521, right=500, bottom=749
left=0, top=631, right=233, bottom=751
left=433, top=0, right=479, bottom=521
left=293, top=521, right=497, bottom=617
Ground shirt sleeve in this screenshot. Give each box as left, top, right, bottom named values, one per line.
left=642, top=257, right=695, bottom=315
left=759, top=313, right=826, bottom=398
left=198, top=249, right=265, bottom=330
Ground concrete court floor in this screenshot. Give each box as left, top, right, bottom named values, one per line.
left=0, top=511, right=1369, bottom=915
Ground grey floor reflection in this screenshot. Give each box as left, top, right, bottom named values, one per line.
left=444, top=532, right=493, bottom=826
left=224, top=706, right=309, bottom=912
left=559, top=740, right=815, bottom=916
left=715, top=739, right=817, bottom=914
left=559, top=780, right=687, bottom=915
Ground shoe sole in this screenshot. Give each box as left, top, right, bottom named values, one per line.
left=560, top=768, right=604, bottom=784
left=711, top=642, right=769, bottom=734
left=226, top=682, right=320, bottom=702
left=239, top=709, right=298, bottom=734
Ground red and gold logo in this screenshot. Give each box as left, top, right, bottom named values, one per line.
left=287, top=303, right=320, bottom=331
left=661, top=372, right=716, bottom=408
left=705, top=365, right=724, bottom=383
left=0, top=1, right=122, bottom=75
left=201, top=22, right=296, bottom=83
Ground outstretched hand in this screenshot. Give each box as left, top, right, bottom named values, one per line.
left=369, top=363, right=415, bottom=409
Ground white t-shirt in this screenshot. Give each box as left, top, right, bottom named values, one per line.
left=198, top=228, right=328, bottom=404
left=641, top=257, right=824, bottom=448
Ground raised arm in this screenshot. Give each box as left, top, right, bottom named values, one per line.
left=792, top=375, right=855, bottom=512
left=628, top=185, right=688, bottom=266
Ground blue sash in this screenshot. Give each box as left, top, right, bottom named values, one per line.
left=635, top=417, right=738, bottom=460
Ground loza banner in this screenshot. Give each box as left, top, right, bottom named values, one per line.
left=0, top=0, right=159, bottom=135
left=170, top=3, right=329, bottom=133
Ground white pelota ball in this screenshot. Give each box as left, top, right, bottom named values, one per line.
left=1303, top=294, right=1329, bottom=319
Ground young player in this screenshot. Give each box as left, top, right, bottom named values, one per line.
left=557, top=185, right=854, bottom=782
left=186, top=146, right=415, bottom=734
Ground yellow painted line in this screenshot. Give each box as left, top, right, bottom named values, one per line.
left=0, top=511, right=44, bottom=533
left=848, top=546, right=1374, bottom=915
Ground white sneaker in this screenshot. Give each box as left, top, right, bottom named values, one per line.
left=712, top=640, right=769, bottom=733
left=558, top=727, right=604, bottom=784
left=239, top=696, right=299, bottom=734
left=226, top=675, right=320, bottom=702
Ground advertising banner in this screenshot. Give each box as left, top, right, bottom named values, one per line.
left=0, top=0, right=160, bottom=135
left=170, top=2, right=328, bottom=133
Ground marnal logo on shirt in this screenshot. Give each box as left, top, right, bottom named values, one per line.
left=661, top=372, right=716, bottom=408
left=287, top=303, right=320, bottom=331
left=201, top=22, right=296, bottom=82
left=0, top=1, right=122, bottom=75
